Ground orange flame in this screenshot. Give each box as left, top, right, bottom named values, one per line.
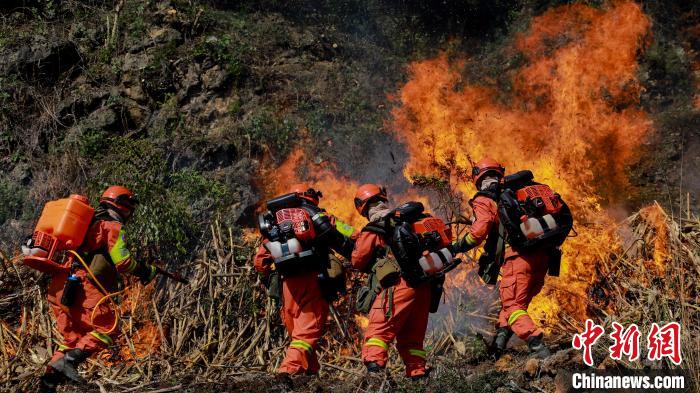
left=638, top=204, right=669, bottom=273
left=390, top=1, right=652, bottom=326
left=354, top=315, right=369, bottom=330
left=267, top=147, right=371, bottom=229
left=112, top=284, right=162, bottom=362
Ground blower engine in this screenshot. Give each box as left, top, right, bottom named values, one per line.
left=388, top=202, right=461, bottom=284
left=499, top=170, right=573, bottom=250
left=258, top=193, right=336, bottom=275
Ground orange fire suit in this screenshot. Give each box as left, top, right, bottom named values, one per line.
left=463, top=195, right=548, bottom=340
left=253, top=210, right=355, bottom=375
left=254, top=245, right=330, bottom=374
left=352, top=230, right=431, bottom=377
left=46, top=216, right=157, bottom=366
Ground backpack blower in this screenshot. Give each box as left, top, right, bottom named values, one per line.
left=22, top=194, right=94, bottom=275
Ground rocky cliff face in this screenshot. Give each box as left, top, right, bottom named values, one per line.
left=0, top=1, right=419, bottom=261
left=1, top=0, right=698, bottom=261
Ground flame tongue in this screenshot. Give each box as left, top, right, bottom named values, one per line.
left=390, top=1, right=652, bottom=326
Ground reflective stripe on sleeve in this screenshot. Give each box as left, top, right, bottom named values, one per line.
left=147, top=264, right=157, bottom=280
left=335, top=220, right=355, bottom=238
left=465, top=233, right=478, bottom=246
left=109, top=229, right=131, bottom=265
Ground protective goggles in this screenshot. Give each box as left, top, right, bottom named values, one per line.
left=107, top=194, right=139, bottom=210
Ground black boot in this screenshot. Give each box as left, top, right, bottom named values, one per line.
left=527, top=333, right=551, bottom=359
left=365, top=362, right=383, bottom=373
left=491, top=327, right=513, bottom=359
left=39, top=371, right=64, bottom=393
left=49, top=348, right=89, bottom=384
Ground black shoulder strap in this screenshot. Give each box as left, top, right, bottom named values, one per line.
left=362, top=222, right=388, bottom=236
left=474, top=189, right=498, bottom=201
left=472, top=182, right=500, bottom=202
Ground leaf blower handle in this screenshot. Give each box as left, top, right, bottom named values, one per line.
left=442, top=257, right=462, bottom=274
left=155, top=265, right=189, bottom=284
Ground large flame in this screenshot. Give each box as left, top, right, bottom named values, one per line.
left=265, top=148, right=366, bottom=229
left=390, top=1, right=652, bottom=326
left=264, top=1, right=656, bottom=331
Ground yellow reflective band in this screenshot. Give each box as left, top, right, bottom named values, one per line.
left=90, top=331, right=113, bottom=346
left=465, top=233, right=478, bottom=246
left=289, top=339, right=313, bottom=352
left=58, top=344, right=71, bottom=352
left=409, top=349, right=426, bottom=359
left=122, top=257, right=137, bottom=273
left=109, top=229, right=131, bottom=264
left=365, top=337, right=388, bottom=350
left=508, top=309, right=528, bottom=326
left=335, top=220, right=355, bottom=238
left=147, top=264, right=157, bottom=280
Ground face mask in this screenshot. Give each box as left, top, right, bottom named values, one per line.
left=481, top=176, right=499, bottom=191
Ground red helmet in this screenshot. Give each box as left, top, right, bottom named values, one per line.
left=100, top=185, right=138, bottom=216
left=472, top=157, right=505, bottom=187
left=354, top=184, right=388, bottom=216
left=290, top=183, right=322, bottom=205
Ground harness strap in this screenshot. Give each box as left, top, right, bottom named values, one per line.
left=384, top=287, right=394, bottom=320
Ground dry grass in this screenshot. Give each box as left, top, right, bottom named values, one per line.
left=0, top=204, right=697, bottom=392
left=583, top=203, right=699, bottom=381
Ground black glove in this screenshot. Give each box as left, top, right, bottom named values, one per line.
left=450, top=239, right=466, bottom=255
left=133, top=262, right=157, bottom=285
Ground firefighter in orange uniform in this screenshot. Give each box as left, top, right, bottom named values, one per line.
left=41, top=186, right=158, bottom=391
left=254, top=184, right=355, bottom=376
left=352, top=184, right=432, bottom=380
left=454, top=158, right=551, bottom=358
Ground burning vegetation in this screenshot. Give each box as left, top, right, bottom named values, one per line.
left=390, top=1, right=652, bottom=332
left=0, top=0, right=698, bottom=392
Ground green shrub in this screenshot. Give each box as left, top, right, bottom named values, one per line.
left=193, top=35, right=247, bottom=80
left=397, top=368, right=506, bottom=393
left=87, top=137, right=194, bottom=263
left=78, top=128, right=108, bottom=157
left=170, top=169, right=229, bottom=203
left=638, top=35, right=693, bottom=110
left=244, top=110, right=297, bottom=159
left=0, top=177, right=26, bottom=225
left=84, top=136, right=236, bottom=264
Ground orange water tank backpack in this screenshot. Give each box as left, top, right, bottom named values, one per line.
left=22, top=194, right=95, bottom=275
